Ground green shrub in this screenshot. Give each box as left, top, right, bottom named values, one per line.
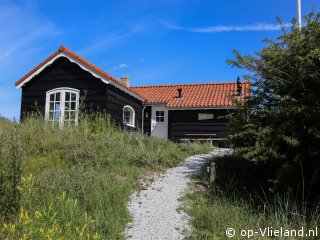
left=185, top=155, right=319, bottom=240
left=228, top=11, right=320, bottom=202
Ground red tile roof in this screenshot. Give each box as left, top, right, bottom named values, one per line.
left=131, top=82, right=250, bottom=108
left=15, top=45, right=128, bottom=89
left=15, top=45, right=250, bottom=108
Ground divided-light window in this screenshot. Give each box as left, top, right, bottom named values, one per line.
left=156, top=111, right=165, bottom=123
left=123, top=105, right=135, bottom=127
left=45, top=88, right=80, bottom=128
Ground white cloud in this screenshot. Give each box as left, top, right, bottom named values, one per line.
left=161, top=21, right=291, bottom=33
left=0, top=1, right=60, bottom=77
left=0, top=0, right=60, bottom=119
left=78, top=33, right=130, bottom=55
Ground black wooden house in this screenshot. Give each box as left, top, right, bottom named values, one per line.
left=16, top=46, right=249, bottom=141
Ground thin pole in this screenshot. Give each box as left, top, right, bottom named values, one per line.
left=297, top=0, right=302, bottom=29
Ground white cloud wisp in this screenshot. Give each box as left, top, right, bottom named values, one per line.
left=161, top=21, right=291, bottom=33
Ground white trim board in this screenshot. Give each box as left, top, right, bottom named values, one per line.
left=16, top=53, right=145, bottom=102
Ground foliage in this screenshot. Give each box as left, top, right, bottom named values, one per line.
left=0, top=118, right=22, bottom=218
left=184, top=155, right=319, bottom=240
left=227, top=12, right=320, bottom=200
left=1, top=174, right=101, bottom=240
left=0, top=114, right=212, bottom=239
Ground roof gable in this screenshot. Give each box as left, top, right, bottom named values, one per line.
left=15, top=46, right=145, bottom=101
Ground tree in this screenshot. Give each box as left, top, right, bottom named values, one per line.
left=228, top=12, right=320, bottom=202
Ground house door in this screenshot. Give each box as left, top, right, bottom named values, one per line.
left=151, top=106, right=168, bottom=139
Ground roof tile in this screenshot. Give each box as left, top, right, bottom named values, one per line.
left=131, top=82, right=250, bottom=108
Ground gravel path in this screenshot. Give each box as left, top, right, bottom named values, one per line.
left=125, top=148, right=231, bottom=240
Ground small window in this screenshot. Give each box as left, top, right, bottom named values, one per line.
left=123, top=105, right=135, bottom=127
left=45, top=88, right=79, bottom=128
left=198, top=113, right=214, bottom=120
left=156, top=111, right=165, bottom=123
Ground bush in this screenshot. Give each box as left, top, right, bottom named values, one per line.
left=185, top=155, right=320, bottom=240
left=228, top=12, right=320, bottom=202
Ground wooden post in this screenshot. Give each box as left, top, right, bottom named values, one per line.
left=209, top=161, right=216, bottom=186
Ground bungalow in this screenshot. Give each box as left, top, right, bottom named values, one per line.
left=15, top=46, right=249, bottom=141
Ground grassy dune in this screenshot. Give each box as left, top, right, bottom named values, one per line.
left=0, top=115, right=212, bottom=239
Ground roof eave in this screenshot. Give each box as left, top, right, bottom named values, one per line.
left=167, top=106, right=237, bottom=110
left=15, top=48, right=145, bottom=102
left=15, top=52, right=112, bottom=89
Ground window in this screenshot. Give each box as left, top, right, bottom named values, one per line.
left=198, top=113, right=214, bottom=120
left=123, top=105, right=135, bottom=127
left=156, top=111, right=165, bottom=123
left=45, top=88, right=79, bottom=127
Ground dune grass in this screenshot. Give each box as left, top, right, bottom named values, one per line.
left=184, top=155, right=320, bottom=240
left=0, top=114, right=212, bottom=239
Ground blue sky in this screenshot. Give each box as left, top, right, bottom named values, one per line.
left=0, top=0, right=319, bottom=120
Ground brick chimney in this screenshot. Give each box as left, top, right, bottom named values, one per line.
left=120, top=76, right=130, bottom=87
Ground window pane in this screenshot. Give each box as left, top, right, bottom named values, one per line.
left=55, top=103, right=61, bottom=111
left=54, top=111, right=60, bottom=120
left=49, top=102, right=54, bottom=111
left=71, top=93, right=76, bottom=101
left=65, top=102, right=70, bottom=111
left=71, top=102, right=76, bottom=110
left=65, top=92, right=70, bottom=101
left=156, top=111, right=164, bottom=117
left=156, top=115, right=164, bottom=123
left=56, top=93, right=60, bottom=101
left=65, top=111, right=70, bottom=120
left=50, top=94, right=54, bottom=101
left=70, top=111, right=76, bottom=121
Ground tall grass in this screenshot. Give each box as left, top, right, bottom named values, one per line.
left=184, top=155, right=320, bottom=240
left=0, top=114, right=212, bottom=239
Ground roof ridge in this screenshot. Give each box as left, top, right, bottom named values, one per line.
left=131, top=81, right=249, bottom=88
left=16, top=45, right=126, bottom=89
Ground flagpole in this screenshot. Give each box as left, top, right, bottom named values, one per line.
left=297, top=0, right=302, bottom=29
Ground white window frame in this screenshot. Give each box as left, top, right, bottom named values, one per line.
left=123, top=105, right=135, bottom=127
left=45, top=87, right=80, bottom=128
left=155, top=110, right=165, bottom=123
left=198, top=113, right=214, bottom=120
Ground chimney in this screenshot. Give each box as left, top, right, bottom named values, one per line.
left=177, top=88, right=183, bottom=98
left=120, top=76, right=130, bottom=87
left=236, top=76, right=242, bottom=96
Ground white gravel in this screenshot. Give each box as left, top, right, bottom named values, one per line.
left=125, top=148, right=231, bottom=240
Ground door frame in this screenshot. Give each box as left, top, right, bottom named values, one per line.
left=151, top=105, right=168, bottom=139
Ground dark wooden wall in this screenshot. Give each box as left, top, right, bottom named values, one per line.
left=20, top=57, right=143, bottom=129
left=168, top=109, right=231, bottom=140
left=106, top=84, right=143, bottom=129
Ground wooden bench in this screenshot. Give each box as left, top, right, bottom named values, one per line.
left=179, top=134, right=228, bottom=146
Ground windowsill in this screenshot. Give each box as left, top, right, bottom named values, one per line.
left=124, top=123, right=135, bottom=128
